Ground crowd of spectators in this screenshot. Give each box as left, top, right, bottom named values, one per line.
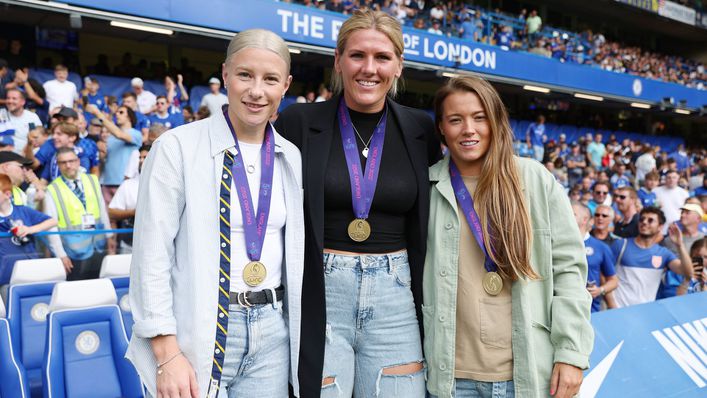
left=0, top=61, right=227, bottom=280
left=0, top=52, right=705, bottom=305
left=518, top=114, right=707, bottom=309
left=288, top=0, right=707, bottom=89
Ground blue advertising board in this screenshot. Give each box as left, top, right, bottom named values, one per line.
left=581, top=292, right=707, bottom=397
left=57, top=0, right=707, bottom=107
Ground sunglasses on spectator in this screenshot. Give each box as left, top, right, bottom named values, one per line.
left=639, top=217, right=657, bottom=224
left=615, top=194, right=628, bottom=200
left=593, top=191, right=608, bottom=195
left=595, top=213, right=611, bottom=218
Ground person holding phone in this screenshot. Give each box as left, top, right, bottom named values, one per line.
left=679, top=237, right=706, bottom=294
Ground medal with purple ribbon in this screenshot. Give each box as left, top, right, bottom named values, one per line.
left=449, top=160, right=503, bottom=295
left=223, top=109, right=274, bottom=287
left=338, top=98, right=387, bottom=242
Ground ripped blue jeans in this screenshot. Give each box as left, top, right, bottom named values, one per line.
left=321, top=251, right=426, bottom=397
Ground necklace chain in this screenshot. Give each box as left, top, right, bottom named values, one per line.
left=351, top=123, right=373, bottom=150
left=350, top=111, right=386, bottom=154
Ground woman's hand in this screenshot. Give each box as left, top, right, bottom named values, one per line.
left=152, top=335, right=199, bottom=398
left=155, top=353, right=199, bottom=398
left=550, top=362, right=583, bottom=398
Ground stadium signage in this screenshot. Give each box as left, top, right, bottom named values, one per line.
left=658, top=0, right=697, bottom=25
left=276, top=8, right=497, bottom=70
left=614, top=0, right=659, bottom=12
left=51, top=0, right=707, bottom=107
left=583, top=293, right=707, bottom=397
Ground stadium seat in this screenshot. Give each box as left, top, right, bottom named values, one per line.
left=43, top=279, right=143, bottom=398
left=6, top=258, right=66, bottom=396
left=99, top=254, right=133, bottom=337
left=0, top=295, right=30, bottom=398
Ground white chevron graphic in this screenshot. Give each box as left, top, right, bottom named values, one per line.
left=580, top=341, right=624, bottom=398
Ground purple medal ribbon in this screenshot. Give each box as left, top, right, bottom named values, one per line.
left=338, top=98, right=387, bottom=220
left=449, top=160, right=497, bottom=273
left=223, top=109, right=275, bottom=262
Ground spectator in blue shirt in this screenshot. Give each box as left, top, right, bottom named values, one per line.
left=85, top=103, right=142, bottom=203
left=0, top=173, right=57, bottom=277
left=525, top=114, right=545, bottom=162
left=669, top=144, right=690, bottom=173
left=638, top=171, right=659, bottom=208
left=459, top=14, right=478, bottom=41
left=34, top=122, right=98, bottom=184
left=121, top=92, right=149, bottom=141
left=82, top=76, right=107, bottom=125
left=694, top=175, right=707, bottom=197
left=148, top=95, right=183, bottom=130
left=610, top=163, right=631, bottom=189
left=572, top=201, right=617, bottom=312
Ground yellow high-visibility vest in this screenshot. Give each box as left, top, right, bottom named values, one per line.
left=47, top=173, right=102, bottom=229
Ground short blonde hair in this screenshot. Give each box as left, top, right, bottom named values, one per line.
left=331, top=9, right=404, bottom=97
left=225, top=29, right=291, bottom=73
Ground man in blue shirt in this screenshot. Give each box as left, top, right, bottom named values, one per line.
left=148, top=95, right=183, bottom=130
left=459, top=15, right=478, bottom=41
left=82, top=76, right=106, bottom=125
left=669, top=144, right=690, bottom=173
left=573, top=201, right=617, bottom=312
left=609, top=207, right=693, bottom=307
left=121, top=92, right=149, bottom=140
left=525, top=114, right=545, bottom=162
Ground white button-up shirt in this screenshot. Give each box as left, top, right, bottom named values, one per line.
left=126, top=111, right=304, bottom=397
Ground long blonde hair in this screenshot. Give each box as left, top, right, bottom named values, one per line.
left=434, top=76, right=538, bottom=280
left=331, top=9, right=404, bottom=97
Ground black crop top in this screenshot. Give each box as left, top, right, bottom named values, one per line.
left=323, top=108, right=417, bottom=253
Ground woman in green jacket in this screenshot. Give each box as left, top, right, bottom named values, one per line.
left=423, top=76, right=593, bottom=398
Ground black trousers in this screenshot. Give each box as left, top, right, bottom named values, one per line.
left=66, top=252, right=105, bottom=281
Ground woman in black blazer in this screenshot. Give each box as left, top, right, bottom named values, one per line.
left=275, top=10, right=440, bottom=398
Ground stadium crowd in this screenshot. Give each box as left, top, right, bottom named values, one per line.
left=519, top=116, right=707, bottom=308
left=289, top=0, right=707, bottom=89
left=0, top=55, right=703, bottom=310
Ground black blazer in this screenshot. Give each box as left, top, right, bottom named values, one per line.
left=275, top=96, right=441, bottom=398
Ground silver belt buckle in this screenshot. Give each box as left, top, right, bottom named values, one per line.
left=237, top=292, right=253, bottom=308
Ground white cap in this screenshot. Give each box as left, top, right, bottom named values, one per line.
left=130, top=77, right=144, bottom=87
left=209, top=77, right=221, bottom=85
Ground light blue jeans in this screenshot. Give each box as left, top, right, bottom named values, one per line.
left=217, top=301, right=290, bottom=398
left=430, top=379, right=515, bottom=398
left=321, top=251, right=426, bottom=397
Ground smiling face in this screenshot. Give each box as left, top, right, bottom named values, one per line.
left=439, top=91, right=491, bottom=176
left=222, top=47, right=291, bottom=135
left=52, top=126, right=76, bottom=148
left=334, top=29, right=402, bottom=113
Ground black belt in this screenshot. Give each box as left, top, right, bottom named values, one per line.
left=229, top=285, right=284, bottom=307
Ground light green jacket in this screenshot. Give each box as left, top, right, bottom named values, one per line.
left=423, top=155, right=593, bottom=397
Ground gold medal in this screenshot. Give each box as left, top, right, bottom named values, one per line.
left=243, top=261, right=267, bottom=287
left=347, top=218, right=371, bottom=242
left=482, top=271, right=503, bottom=296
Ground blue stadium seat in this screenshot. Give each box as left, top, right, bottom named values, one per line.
left=43, top=279, right=143, bottom=398
left=0, top=295, right=30, bottom=398
left=6, top=258, right=66, bottom=396
left=99, top=254, right=133, bottom=338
